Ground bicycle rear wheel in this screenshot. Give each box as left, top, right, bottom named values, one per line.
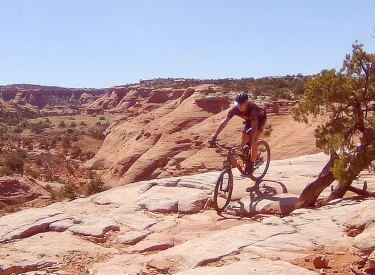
left=250, top=140, right=270, bottom=181
left=213, top=169, right=233, bottom=213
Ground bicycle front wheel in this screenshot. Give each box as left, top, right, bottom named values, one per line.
left=213, top=169, right=233, bottom=213
left=250, top=140, right=271, bottom=181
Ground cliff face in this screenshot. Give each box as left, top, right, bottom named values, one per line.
left=0, top=84, right=108, bottom=116
left=1, top=76, right=306, bottom=117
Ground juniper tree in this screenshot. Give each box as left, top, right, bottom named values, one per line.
left=293, top=42, right=375, bottom=208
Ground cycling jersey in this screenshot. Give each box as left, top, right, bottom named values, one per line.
left=227, top=102, right=266, bottom=121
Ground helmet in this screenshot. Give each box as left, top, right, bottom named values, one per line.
left=234, top=92, right=248, bottom=105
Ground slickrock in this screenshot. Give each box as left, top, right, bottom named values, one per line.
left=1, top=153, right=375, bottom=275
left=173, top=260, right=317, bottom=275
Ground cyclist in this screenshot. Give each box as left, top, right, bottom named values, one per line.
left=210, top=92, right=267, bottom=175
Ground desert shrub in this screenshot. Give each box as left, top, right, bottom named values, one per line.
left=45, top=184, right=58, bottom=199
left=4, top=154, right=24, bottom=173
left=39, top=137, right=58, bottom=150
left=88, top=122, right=109, bottom=140
left=0, top=201, right=7, bottom=211
left=66, top=128, right=74, bottom=134
left=27, top=121, right=50, bottom=133
left=16, top=149, right=28, bottom=158
left=3, top=116, right=22, bottom=126
left=276, top=79, right=288, bottom=88
left=69, top=121, right=77, bottom=128
left=39, top=138, right=51, bottom=149
left=253, top=85, right=266, bottom=98
left=25, top=167, right=39, bottom=179
left=50, top=137, right=58, bottom=148
left=271, top=89, right=293, bottom=100
left=62, top=136, right=71, bottom=148
left=293, top=82, right=305, bottom=97
left=22, top=137, right=33, bottom=146
left=85, top=178, right=108, bottom=196
left=13, top=126, right=23, bottom=133
left=70, top=146, right=82, bottom=159
left=0, top=166, right=15, bottom=176
left=60, top=183, right=77, bottom=200
left=35, top=156, right=43, bottom=166
left=58, top=121, right=66, bottom=128
left=0, top=201, right=19, bottom=213
left=71, top=134, right=79, bottom=142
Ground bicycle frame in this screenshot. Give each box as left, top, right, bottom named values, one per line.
left=213, top=140, right=270, bottom=181
left=216, top=144, right=247, bottom=174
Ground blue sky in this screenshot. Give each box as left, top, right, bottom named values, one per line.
left=1, top=1, right=374, bottom=88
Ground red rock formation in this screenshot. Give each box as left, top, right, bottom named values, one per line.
left=87, top=85, right=315, bottom=187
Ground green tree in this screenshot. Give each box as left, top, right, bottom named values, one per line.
left=293, top=42, right=375, bottom=208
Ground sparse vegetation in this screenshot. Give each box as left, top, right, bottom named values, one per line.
left=0, top=201, right=20, bottom=213
left=85, top=178, right=108, bottom=195
left=58, top=120, right=66, bottom=128
left=3, top=154, right=24, bottom=174
left=60, top=183, right=78, bottom=200
left=88, top=121, right=109, bottom=140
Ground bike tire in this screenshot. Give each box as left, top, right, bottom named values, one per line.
left=213, top=169, right=233, bottom=213
left=249, top=140, right=271, bottom=181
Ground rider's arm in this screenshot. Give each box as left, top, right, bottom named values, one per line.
left=212, top=116, right=231, bottom=140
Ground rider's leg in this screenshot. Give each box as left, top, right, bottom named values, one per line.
left=241, top=121, right=251, bottom=147
left=250, top=130, right=261, bottom=162
left=241, top=132, right=249, bottom=147
left=242, top=122, right=253, bottom=175
left=250, top=116, right=267, bottom=162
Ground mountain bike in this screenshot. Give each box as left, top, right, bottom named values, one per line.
left=209, top=139, right=270, bottom=213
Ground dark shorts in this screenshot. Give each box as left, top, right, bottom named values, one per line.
left=243, top=115, right=267, bottom=135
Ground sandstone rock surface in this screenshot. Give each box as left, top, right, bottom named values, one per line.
left=1, top=153, right=374, bottom=275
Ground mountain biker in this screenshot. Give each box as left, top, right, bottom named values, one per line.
left=210, top=92, right=267, bottom=175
